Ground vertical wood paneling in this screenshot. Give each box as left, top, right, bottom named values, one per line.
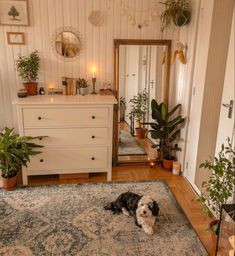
left=0, top=0, right=179, bottom=128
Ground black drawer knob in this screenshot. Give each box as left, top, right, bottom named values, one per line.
left=92, top=116, right=95, bottom=119
left=91, top=157, right=95, bottom=160
left=40, top=159, right=44, bottom=162
left=92, top=135, right=95, bottom=139
left=38, top=116, right=42, bottom=120
left=39, top=137, right=43, bottom=140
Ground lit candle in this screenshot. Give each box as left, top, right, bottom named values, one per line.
left=47, top=83, right=55, bottom=89
left=92, top=66, right=96, bottom=78
left=148, top=157, right=156, bottom=168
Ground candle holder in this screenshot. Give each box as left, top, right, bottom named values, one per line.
left=91, top=77, right=97, bottom=95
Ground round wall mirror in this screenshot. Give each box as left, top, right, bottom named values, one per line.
left=52, top=28, right=81, bottom=59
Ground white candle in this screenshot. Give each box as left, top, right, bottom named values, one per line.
left=92, top=66, right=96, bottom=78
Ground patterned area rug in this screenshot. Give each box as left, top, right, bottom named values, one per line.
left=0, top=181, right=208, bottom=256
left=118, top=129, right=147, bottom=156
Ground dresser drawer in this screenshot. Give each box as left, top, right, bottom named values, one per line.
left=27, top=147, right=108, bottom=172
left=25, top=128, right=108, bottom=146
left=23, top=107, right=109, bottom=128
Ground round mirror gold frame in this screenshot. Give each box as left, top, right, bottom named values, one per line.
left=51, top=27, right=82, bottom=60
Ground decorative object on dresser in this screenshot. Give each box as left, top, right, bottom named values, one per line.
left=77, top=78, right=89, bottom=96
left=0, top=127, right=44, bottom=190
left=62, top=77, right=78, bottom=95
left=12, top=95, right=117, bottom=185
left=91, top=66, right=97, bottom=95
left=0, top=0, right=29, bottom=26
left=15, top=50, right=40, bottom=96
left=17, top=88, right=27, bottom=98
left=0, top=181, right=208, bottom=255
left=7, top=32, right=25, bottom=45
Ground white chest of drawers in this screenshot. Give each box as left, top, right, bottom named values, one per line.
left=13, top=95, right=117, bottom=185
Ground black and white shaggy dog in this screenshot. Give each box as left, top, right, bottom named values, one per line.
left=104, top=192, right=159, bottom=235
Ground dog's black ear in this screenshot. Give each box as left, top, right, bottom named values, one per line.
left=151, top=201, right=159, bottom=216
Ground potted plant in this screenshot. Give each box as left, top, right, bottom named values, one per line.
left=160, top=0, right=191, bottom=32
left=144, top=99, right=185, bottom=170
left=196, top=138, right=235, bottom=254
left=16, top=50, right=40, bottom=96
left=128, top=89, right=149, bottom=139
left=78, top=78, right=89, bottom=95
left=0, top=127, right=44, bottom=190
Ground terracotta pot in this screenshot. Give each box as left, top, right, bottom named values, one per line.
left=135, top=128, right=148, bottom=139
left=163, top=158, right=174, bottom=170
left=2, top=175, right=17, bottom=190
left=209, top=220, right=219, bottom=256
left=23, top=82, right=38, bottom=96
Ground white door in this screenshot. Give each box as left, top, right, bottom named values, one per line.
left=215, top=12, right=234, bottom=153
left=124, top=46, right=139, bottom=125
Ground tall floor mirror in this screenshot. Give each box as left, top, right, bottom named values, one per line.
left=113, top=39, right=171, bottom=164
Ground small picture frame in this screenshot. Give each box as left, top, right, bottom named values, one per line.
left=0, top=0, right=29, bottom=26
left=7, top=32, right=25, bottom=45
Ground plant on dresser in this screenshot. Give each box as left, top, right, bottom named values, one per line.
left=0, top=127, right=44, bottom=190
left=15, top=50, right=40, bottom=96
left=77, top=77, right=89, bottom=95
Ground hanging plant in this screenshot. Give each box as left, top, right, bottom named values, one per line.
left=160, top=0, right=191, bottom=32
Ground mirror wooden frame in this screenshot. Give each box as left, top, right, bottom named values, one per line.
left=113, top=39, right=172, bottom=164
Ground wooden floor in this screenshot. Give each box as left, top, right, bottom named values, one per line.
left=28, top=164, right=211, bottom=255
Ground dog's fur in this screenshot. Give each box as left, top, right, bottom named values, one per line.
left=104, top=192, right=159, bottom=235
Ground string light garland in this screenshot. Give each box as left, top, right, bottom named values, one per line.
left=120, top=0, right=161, bottom=29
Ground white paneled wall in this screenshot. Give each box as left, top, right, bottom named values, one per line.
left=0, top=0, right=179, bottom=129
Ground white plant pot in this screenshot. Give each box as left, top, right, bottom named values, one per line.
left=79, top=87, right=88, bottom=96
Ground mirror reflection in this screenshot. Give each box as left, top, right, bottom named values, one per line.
left=55, top=31, right=80, bottom=58
left=117, top=43, right=170, bottom=163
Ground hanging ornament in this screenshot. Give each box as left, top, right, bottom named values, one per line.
left=120, top=0, right=161, bottom=29
left=88, top=11, right=104, bottom=26
left=173, top=42, right=187, bottom=64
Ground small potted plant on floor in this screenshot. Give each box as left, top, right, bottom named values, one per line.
left=196, top=138, right=235, bottom=254
left=0, top=127, right=44, bottom=190
left=16, top=50, right=40, bottom=96
left=144, top=99, right=185, bottom=170
left=78, top=78, right=89, bottom=95
left=128, top=89, right=149, bottom=139
left=160, top=0, right=191, bottom=32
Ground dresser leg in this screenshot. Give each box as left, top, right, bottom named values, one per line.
left=107, top=171, right=112, bottom=181
left=22, top=168, right=28, bottom=185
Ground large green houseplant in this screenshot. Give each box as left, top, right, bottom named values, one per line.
left=128, top=89, right=149, bottom=139
left=0, top=127, right=44, bottom=190
left=196, top=138, right=235, bottom=254
left=16, top=50, right=40, bottom=96
left=144, top=99, right=185, bottom=169
left=197, top=138, right=235, bottom=229
left=160, top=0, right=191, bottom=32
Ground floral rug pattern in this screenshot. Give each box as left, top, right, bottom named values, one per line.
left=0, top=181, right=208, bottom=256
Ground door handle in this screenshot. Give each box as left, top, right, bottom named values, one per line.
left=222, top=100, right=233, bottom=119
